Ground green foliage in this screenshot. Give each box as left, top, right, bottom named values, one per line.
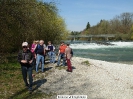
left=69, top=31, right=81, bottom=40
left=86, top=22, right=90, bottom=30
left=81, top=60, right=90, bottom=66
left=0, top=54, right=56, bottom=99
left=55, top=65, right=67, bottom=70
left=115, top=33, right=131, bottom=40
left=0, top=0, right=67, bottom=53
left=83, top=12, right=133, bottom=41
left=70, top=31, right=81, bottom=35
left=130, top=25, right=133, bottom=40
left=0, top=53, right=18, bottom=63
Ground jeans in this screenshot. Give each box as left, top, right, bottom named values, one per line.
left=21, top=66, right=33, bottom=90
left=57, top=53, right=66, bottom=66
left=48, top=51, right=55, bottom=63
left=32, top=57, right=36, bottom=71
left=36, top=54, right=45, bottom=72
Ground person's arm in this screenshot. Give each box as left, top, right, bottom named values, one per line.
left=21, top=60, right=27, bottom=63
left=65, top=48, right=67, bottom=58
left=58, top=49, right=60, bottom=56
left=18, top=51, right=28, bottom=63
left=58, top=46, right=60, bottom=56
left=17, top=51, right=22, bottom=63
left=44, top=47, right=46, bottom=55
left=53, top=45, right=55, bottom=51
left=34, top=44, right=38, bottom=55
left=46, top=45, right=48, bottom=51
left=34, top=44, right=37, bottom=50
left=34, top=53, right=37, bottom=59
left=31, top=44, right=34, bottom=49
left=29, top=52, right=34, bottom=64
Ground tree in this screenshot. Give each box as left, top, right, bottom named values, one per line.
left=0, top=0, right=67, bottom=53
left=86, top=22, right=90, bottom=30
left=130, top=25, right=133, bottom=40
left=118, top=12, right=133, bottom=34
left=82, top=12, right=133, bottom=41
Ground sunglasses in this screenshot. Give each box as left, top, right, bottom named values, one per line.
left=23, top=46, right=28, bottom=48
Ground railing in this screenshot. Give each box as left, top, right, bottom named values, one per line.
left=68, top=34, right=115, bottom=38
left=68, top=34, right=116, bottom=41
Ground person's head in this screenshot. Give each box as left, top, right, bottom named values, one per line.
left=67, top=43, right=70, bottom=46
left=22, top=42, right=28, bottom=52
left=48, top=41, right=51, bottom=45
left=33, top=40, right=36, bottom=44
left=39, top=40, right=44, bottom=45
left=61, top=42, right=64, bottom=46
left=35, top=40, right=39, bottom=44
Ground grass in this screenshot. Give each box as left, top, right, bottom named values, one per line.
left=81, top=60, right=91, bottom=66
left=55, top=66, right=67, bottom=70
left=0, top=62, right=25, bottom=99
left=0, top=54, right=55, bottom=99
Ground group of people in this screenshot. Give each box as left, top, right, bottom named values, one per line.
left=17, top=40, right=73, bottom=94
left=57, top=42, right=73, bottom=72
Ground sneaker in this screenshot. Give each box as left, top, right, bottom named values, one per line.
left=25, top=84, right=29, bottom=89
left=36, top=72, right=39, bottom=74
left=28, top=88, right=33, bottom=94
left=66, top=70, right=72, bottom=72
left=56, top=65, right=60, bottom=67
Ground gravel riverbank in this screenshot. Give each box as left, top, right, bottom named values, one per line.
left=33, top=57, right=133, bottom=99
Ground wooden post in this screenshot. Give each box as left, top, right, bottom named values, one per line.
left=90, top=37, right=92, bottom=41
left=74, top=37, right=75, bottom=41
left=106, top=37, right=109, bottom=41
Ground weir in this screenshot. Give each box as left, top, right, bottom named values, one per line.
left=68, top=34, right=115, bottom=41
left=64, top=40, right=114, bottom=45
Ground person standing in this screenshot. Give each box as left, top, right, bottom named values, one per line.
left=47, top=41, right=55, bottom=63
left=18, top=42, right=34, bottom=94
left=35, top=40, right=45, bottom=73
left=30, top=40, right=37, bottom=70
left=30, top=40, right=36, bottom=55
left=43, top=41, right=47, bottom=64
left=57, top=42, right=67, bottom=66
left=65, top=44, right=73, bottom=72
left=34, top=40, right=39, bottom=59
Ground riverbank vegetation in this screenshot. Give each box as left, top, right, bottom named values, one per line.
left=0, top=56, right=54, bottom=99
left=0, top=1, right=67, bottom=97
left=0, top=0, right=133, bottom=98
left=0, top=0, right=68, bottom=54
left=70, top=12, right=133, bottom=41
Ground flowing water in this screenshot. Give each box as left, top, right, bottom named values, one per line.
left=70, top=41, right=133, bottom=64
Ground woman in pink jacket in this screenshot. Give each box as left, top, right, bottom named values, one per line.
left=31, top=40, right=36, bottom=55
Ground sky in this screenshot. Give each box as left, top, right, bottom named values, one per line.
left=44, top=0, right=133, bottom=31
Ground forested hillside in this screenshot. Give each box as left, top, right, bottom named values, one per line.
left=0, top=0, right=68, bottom=53
left=71, top=12, right=133, bottom=41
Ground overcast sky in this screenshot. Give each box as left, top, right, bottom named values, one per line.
left=43, top=0, right=133, bottom=31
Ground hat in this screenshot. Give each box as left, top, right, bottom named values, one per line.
left=22, top=42, right=28, bottom=46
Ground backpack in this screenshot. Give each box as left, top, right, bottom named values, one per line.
left=35, top=44, right=44, bottom=55
left=71, top=49, right=73, bottom=57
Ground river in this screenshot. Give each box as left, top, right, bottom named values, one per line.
left=70, top=41, right=133, bottom=64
